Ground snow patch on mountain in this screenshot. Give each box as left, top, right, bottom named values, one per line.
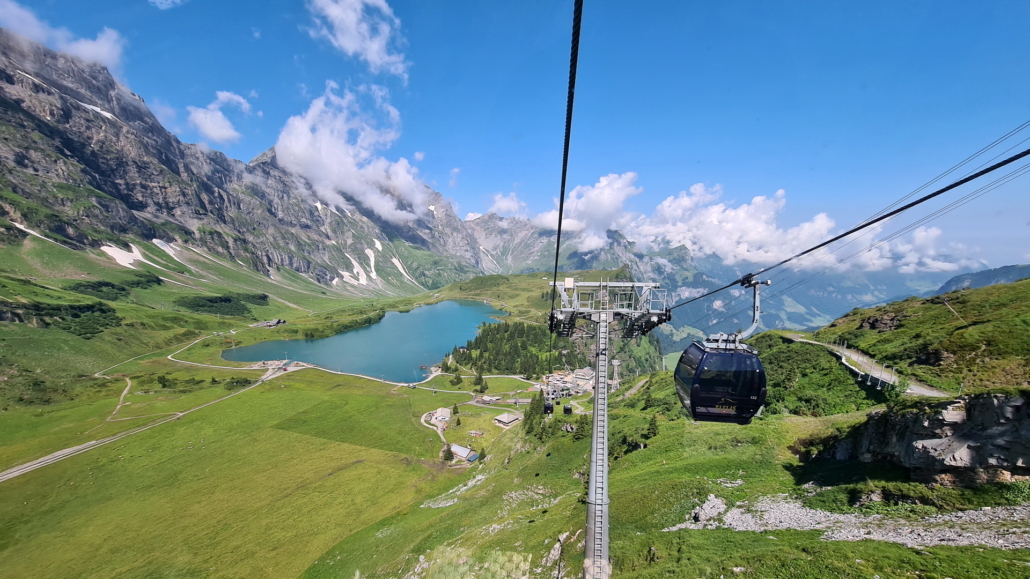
left=364, top=248, right=377, bottom=279
left=345, top=254, right=369, bottom=285
left=101, top=243, right=167, bottom=270
left=152, top=239, right=185, bottom=263
left=390, top=257, right=423, bottom=289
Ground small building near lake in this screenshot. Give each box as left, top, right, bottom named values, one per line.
left=433, top=407, right=452, bottom=421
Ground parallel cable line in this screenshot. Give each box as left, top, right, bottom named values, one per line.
left=669, top=143, right=1030, bottom=313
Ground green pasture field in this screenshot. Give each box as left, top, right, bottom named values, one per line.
left=480, top=376, right=537, bottom=393
left=446, top=404, right=509, bottom=450
left=0, top=370, right=475, bottom=579
left=296, top=372, right=1030, bottom=578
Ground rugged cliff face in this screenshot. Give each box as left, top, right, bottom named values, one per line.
left=829, top=394, right=1030, bottom=486
left=0, top=29, right=480, bottom=294
left=0, top=28, right=960, bottom=325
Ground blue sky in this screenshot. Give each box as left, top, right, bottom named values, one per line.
left=4, top=0, right=1030, bottom=270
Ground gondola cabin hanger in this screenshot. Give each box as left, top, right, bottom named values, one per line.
left=674, top=276, right=771, bottom=425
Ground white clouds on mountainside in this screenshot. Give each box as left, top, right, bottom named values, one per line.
left=306, top=0, right=409, bottom=80
left=0, top=0, right=125, bottom=72
left=533, top=172, right=642, bottom=251
left=520, top=171, right=973, bottom=273
left=187, top=91, right=252, bottom=144
left=487, top=191, right=527, bottom=218
left=274, top=82, right=425, bottom=224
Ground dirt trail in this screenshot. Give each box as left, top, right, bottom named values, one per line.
left=0, top=367, right=286, bottom=484
left=619, top=378, right=649, bottom=400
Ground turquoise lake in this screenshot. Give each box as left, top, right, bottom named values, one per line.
left=221, top=300, right=504, bottom=382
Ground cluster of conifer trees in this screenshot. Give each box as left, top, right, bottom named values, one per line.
left=448, top=322, right=588, bottom=378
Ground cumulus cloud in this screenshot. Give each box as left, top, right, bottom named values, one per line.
left=449, top=167, right=460, bottom=188
left=0, top=0, right=126, bottom=71
left=528, top=170, right=974, bottom=274
left=487, top=191, right=527, bottom=217
left=186, top=91, right=252, bottom=144
left=626, top=183, right=836, bottom=266
left=894, top=227, right=980, bottom=274
left=533, top=172, right=643, bottom=252
left=274, top=81, right=426, bottom=224
left=414, top=151, right=424, bottom=161
left=465, top=212, right=483, bottom=221
left=149, top=0, right=189, bottom=9
left=306, top=0, right=409, bottom=79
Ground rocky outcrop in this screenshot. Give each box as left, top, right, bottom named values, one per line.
left=859, top=312, right=902, bottom=331
left=827, top=394, right=1030, bottom=486
left=0, top=28, right=480, bottom=295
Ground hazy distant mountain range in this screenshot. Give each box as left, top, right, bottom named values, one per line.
left=935, top=264, right=1030, bottom=295
left=0, top=28, right=971, bottom=351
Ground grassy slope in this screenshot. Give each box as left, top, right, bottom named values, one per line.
left=0, top=370, right=476, bottom=579
left=812, top=279, right=1030, bottom=391
left=294, top=371, right=1030, bottom=578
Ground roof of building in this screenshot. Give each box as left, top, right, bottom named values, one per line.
left=494, top=412, right=521, bottom=425
left=435, top=407, right=452, bottom=419
left=450, top=444, right=474, bottom=457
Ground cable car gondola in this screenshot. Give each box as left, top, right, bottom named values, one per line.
left=674, top=276, right=771, bottom=425
left=563, top=403, right=573, bottom=415
left=544, top=401, right=554, bottom=415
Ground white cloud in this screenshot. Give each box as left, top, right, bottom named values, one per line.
left=465, top=212, right=483, bottom=221
left=186, top=91, right=252, bottom=144
left=414, top=151, right=424, bottom=161
left=533, top=172, right=643, bottom=252
left=626, top=183, right=837, bottom=266
left=0, top=1, right=126, bottom=72
left=252, top=27, right=261, bottom=39
left=531, top=171, right=975, bottom=274
left=306, top=0, right=409, bottom=79
left=149, top=0, right=189, bottom=9
left=274, top=81, right=426, bottom=224
left=487, top=191, right=527, bottom=217
left=449, top=167, right=460, bottom=187
left=894, top=227, right=979, bottom=273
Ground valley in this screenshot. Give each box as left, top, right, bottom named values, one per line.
left=0, top=14, right=1028, bottom=579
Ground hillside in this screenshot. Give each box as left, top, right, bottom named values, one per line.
left=813, top=278, right=1030, bottom=392
left=936, top=263, right=1030, bottom=294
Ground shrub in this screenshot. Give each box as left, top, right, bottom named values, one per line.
left=65, top=280, right=129, bottom=301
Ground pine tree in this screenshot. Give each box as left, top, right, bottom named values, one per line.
left=455, top=416, right=462, bottom=427
left=574, top=412, right=590, bottom=441
left=442, top=445, right=454, bottom=461
left=474, top=367, right=484, bottom=386
left=479, top=378, right=489, bottom=394
left=642, top=388, right=655, bottom=410
left=450, top=374, right=463, bottom=386
left=646, top=413, right=659, bottom=439
left=452, top=403, right=459, bottom=415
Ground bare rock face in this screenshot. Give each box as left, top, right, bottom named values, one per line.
left=830, top=394, right=1030, bottom=486
left=692, top=494, right=727, bottom=522
left=859, top=312, right=902, bottom=332
left=0, top=28, right=481, bottom=294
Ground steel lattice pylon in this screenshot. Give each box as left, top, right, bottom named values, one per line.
left=550, top=278, right=670, bottom=579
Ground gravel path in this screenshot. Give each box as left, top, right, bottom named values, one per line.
left=664, top=495, right=1030, bottom=550
left=784, top=335, right=949, bottom=398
